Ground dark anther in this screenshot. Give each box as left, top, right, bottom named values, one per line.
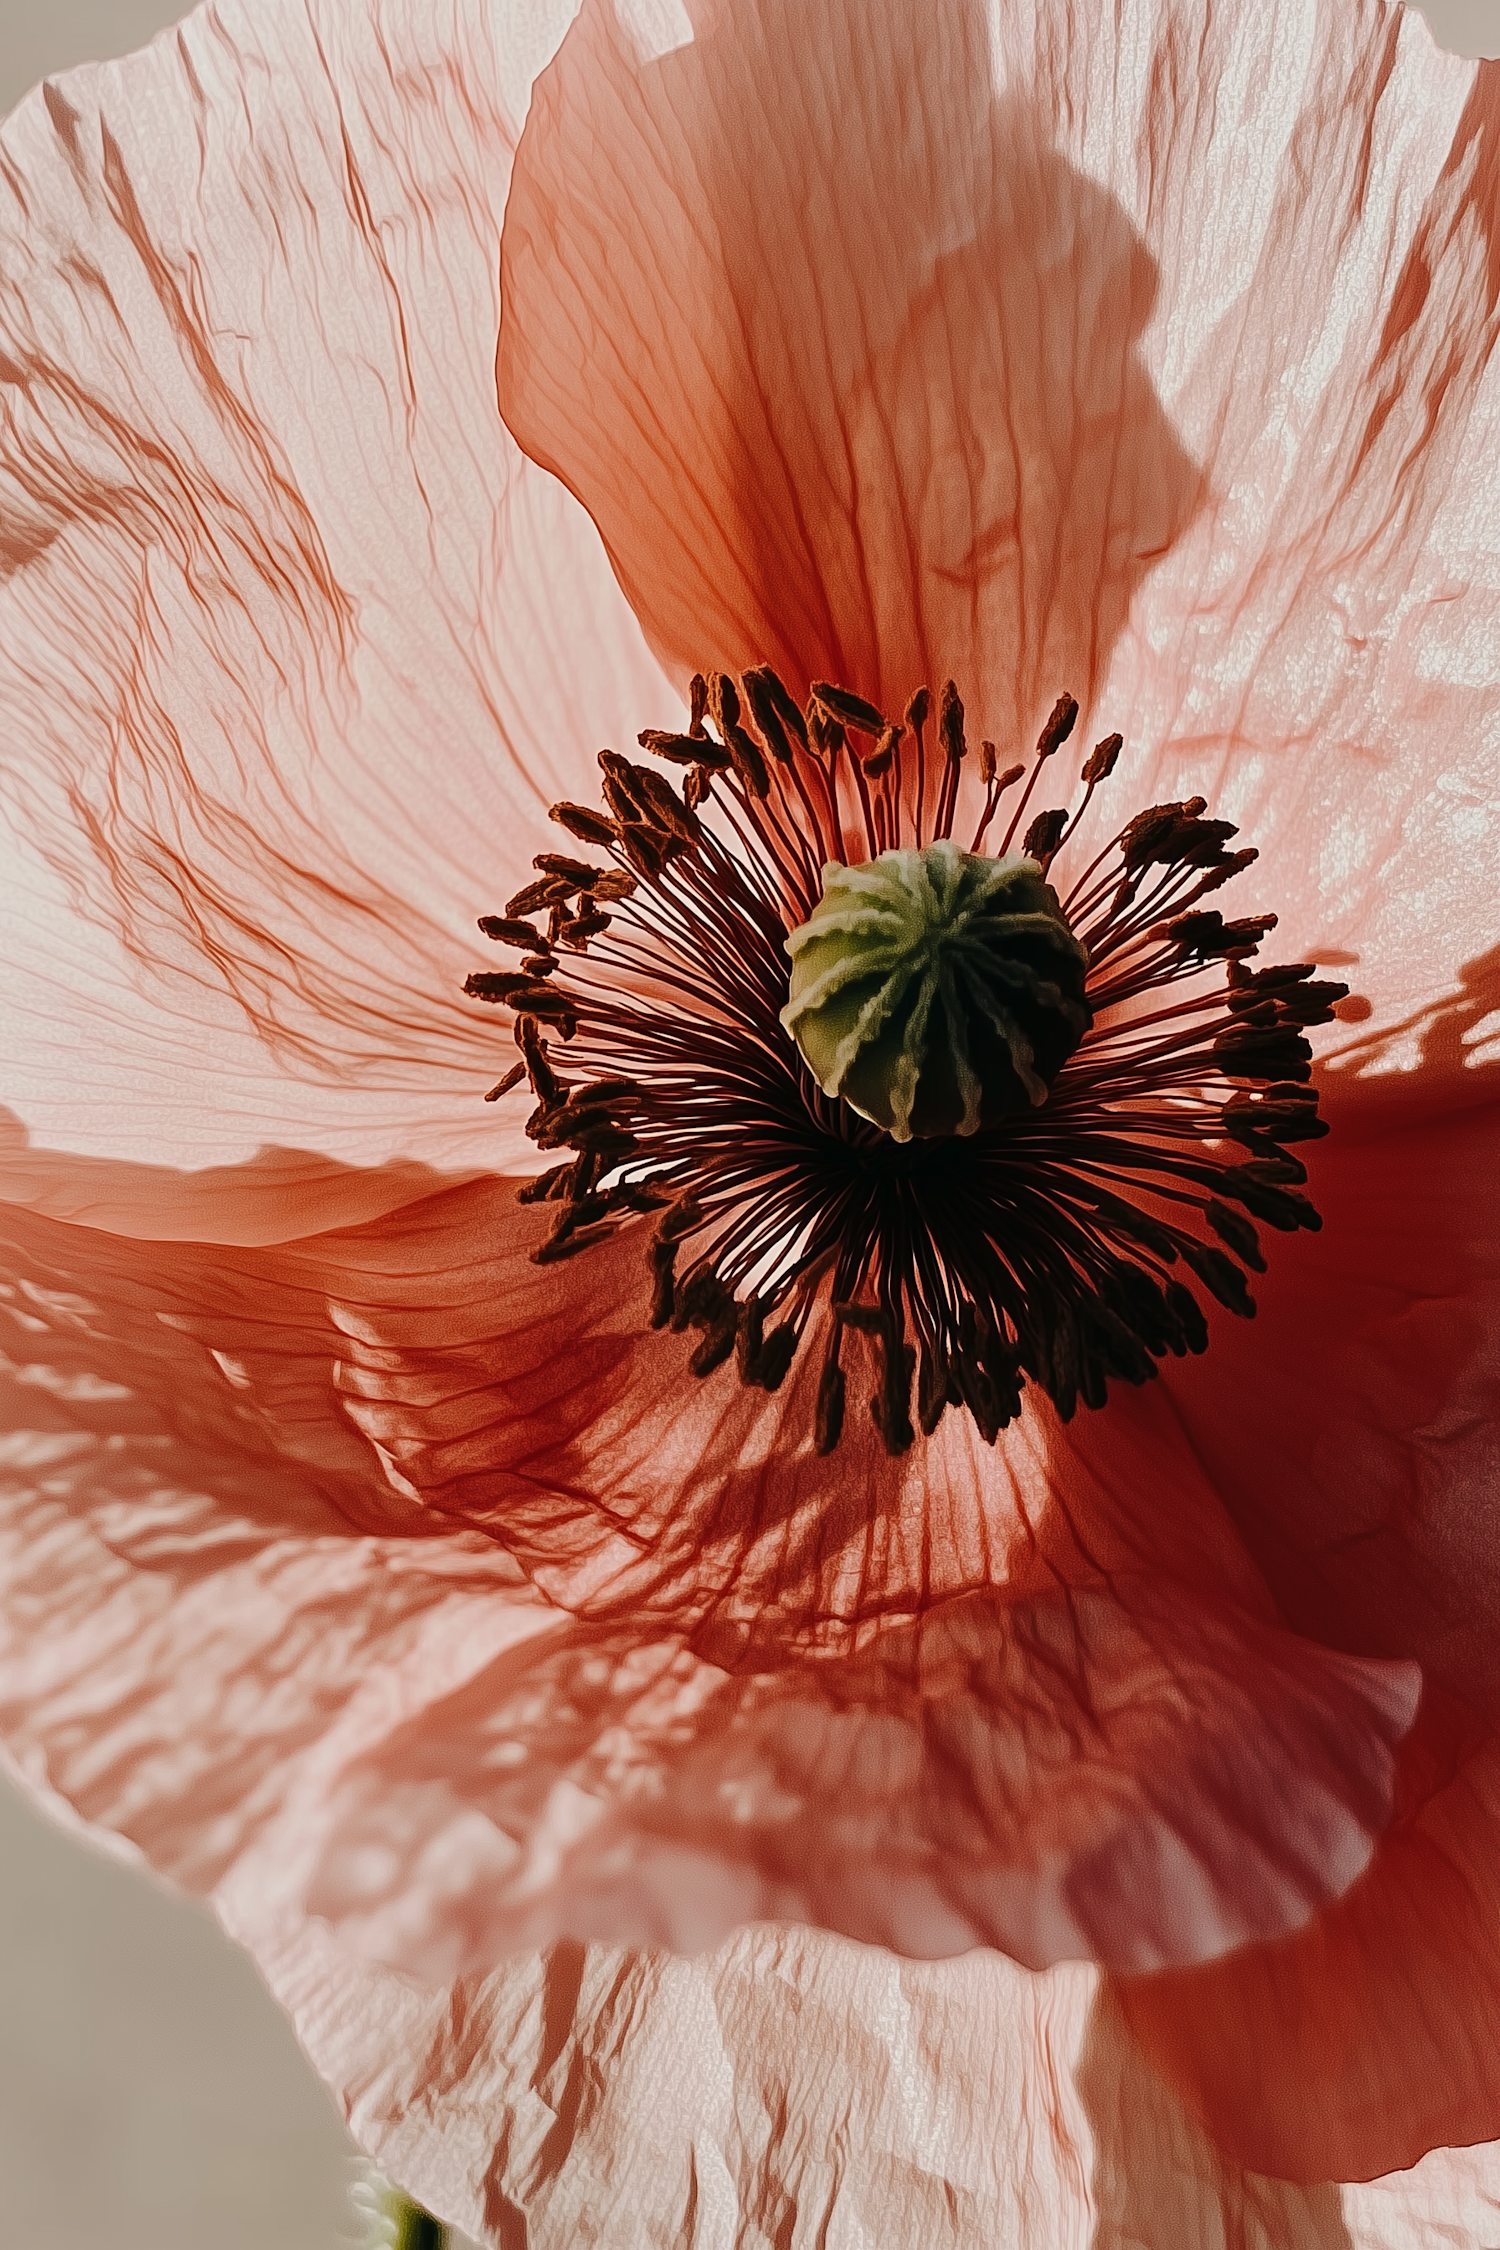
left=564, top=1077, right=639, bottom=1108
left=517, top=1162, right=574, bottom=1204
left=534, top=1104, right=618, bottom=1148
left=559, top=911, right=611, bottom=948
left=569, top=1148, right=604, bottom=1201
left=811, top=680, right=887, bottom=736
left=629, top=768, right=702, bottom=843
left=670, top=1264, right=733, bottom=1335
left=938, top=680, right=967, bottom=764
left=1178, top=1239, right=1257, bottom=1317
left=741, top=666, right=807, bottom=761
left=598, top=753, right=667, bottom=833
left=1212, top=1019, right=1312, bottom=1081
left=806, top=704, right=845, bottom=760
left=735, top=1298, right=796, bottom=1391
left=690, top=1310, right=739, bottom=1376
left=505, top=875, right=572, bottom=919
left=479, top=915, right=548, bottom=949
left=707, top=673, right=741, bottom=733
left=1035, top=694, right=1080, bottom=759
left=535, top=1218, right=615, bottom=1265
left=736, top=1296, right=766, bottom=1382
left=464, top=971, right=557, bottom=1006
left=1168, top=910, right=1278, bottom=960
left=1226, top=1171, right=1321, bottom=1232
left=534, top=851, right=608, bottom=889
left=571, top=1126, right=638, bottom=1165
left=472, top=670, right=1344, bottom=1453
left=657, top=1197, right=705, bottom=1244
left=709, top=674, right=771, bottom=800
left=1116, top=798, right=1208, bottom=868
left=598, top=768, right=642, bottom=826
left=617, top=824, right=675, bottom=877
left=1165, top=1281, right=1211, bottom=1354
left=550, top=802, right=617, bottom=847
left=1228, top=962, right=1349, bottom=1026
left=640, top=727, right=732, bottom=772
left=1204, top=1199, right=1267, bottom=1272
left=1022, top=806, right=1069, bottom=863
left=1221, top=1087, right=1328, bottom=1145
left=757, top=1325, right=797, bottom=1392
left=1081, top=732, right=1123, bottom=785
left=863, top=724, right=902, bottom=777
left=515, top=1017, right=564, bottom=1102
left=682, top=1268, right=733, bottom=1330
left=1100, top=1260, right=1179, bottom=1355
left=476, top=982, right=574, bottom=1033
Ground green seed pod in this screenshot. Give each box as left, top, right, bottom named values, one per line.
left=780, top=842, right=1091, bottom=1140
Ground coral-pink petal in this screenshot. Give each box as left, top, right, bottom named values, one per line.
left=499, top=0, right=1500, bottom=1029
left=1153, top=1089, right=1500, bottom=1723
left=1074, top=1092, right=1500, bottom=2182
left=0, top=1170, right=552, bottom=1896
left=214, top=1882, right=1500, bottom=2248
left=0, top=1164, right=1416, bottom=1985
left=500, top=0, right=1204, bottom=740
left=300, top=1581, right=1415, bottom=1978
left=0, top=0, right=674, bottom=1176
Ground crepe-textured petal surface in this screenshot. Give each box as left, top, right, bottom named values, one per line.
left=3, top=0, right=1500, bottom=2242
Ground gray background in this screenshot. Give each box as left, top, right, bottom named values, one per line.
left=1, top=0, right=1496, bottom=96
left=0, top=0, right=1497, bottom=2244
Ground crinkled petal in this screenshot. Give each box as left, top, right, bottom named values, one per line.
left=1054, top=1084, right=1500, bottom=2182
left=3, top=0, right=1500, bottom=2228
left=0, top=1165, right=1418, bottom=1977
left=499, top=0, right=1500, bottom=1031
left=0, top=1171, right=549, bottom=1894
left=0, top=0, right=677, bottom=1179
left=300, top=1580, right=1416, bottom=1978
left=208, top=1879, right=1500, bottom=2247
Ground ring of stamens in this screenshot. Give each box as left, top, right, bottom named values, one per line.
left=467, top=670, right=1345, bottom=1456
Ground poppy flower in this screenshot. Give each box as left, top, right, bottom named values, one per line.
left=2, top=0, right=1500, bottom=2240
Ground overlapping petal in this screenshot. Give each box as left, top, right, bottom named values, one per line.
left=0, top=1172, right=1419, bottom=1981
left=210, top=1884, right=1500, bottom=2245
left=0, top=0, right=674, bottom=1186
left=498, top=0, right=1500, bottom=1033
left=1, top=0, right=1500, bottom=2239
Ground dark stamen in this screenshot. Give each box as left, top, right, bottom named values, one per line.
left=467, top=669, right=1346, bottom=1454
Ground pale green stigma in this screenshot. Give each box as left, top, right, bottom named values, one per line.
left=780, top=842, right=1091, bottom=1140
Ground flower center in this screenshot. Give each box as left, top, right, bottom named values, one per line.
left=467, top=671, right=1346, bottom=1455
left=781, top=842, right=1090, bottom=1139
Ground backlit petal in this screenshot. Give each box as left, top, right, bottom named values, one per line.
left=0, top=1167, right=1417, bottom=1979
left=499, top=0, right=1500, bottom=1031
left=0, top=0, right=675, bottom=1178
